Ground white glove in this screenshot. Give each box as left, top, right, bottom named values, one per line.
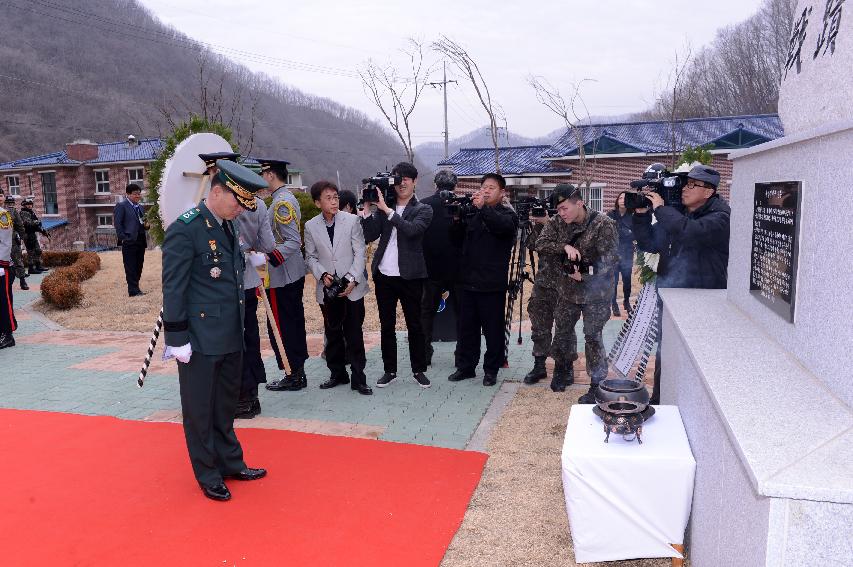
left=0, top=268, right=5, bottom=277
left=247, top=251, right=266, bottom=267
left=163, top=343, right=193, bottom=364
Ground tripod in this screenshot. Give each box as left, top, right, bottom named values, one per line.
left=504, top=219, right=536, bottom=366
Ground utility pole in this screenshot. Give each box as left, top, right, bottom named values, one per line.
left=428, top=62, right=457, bottom=159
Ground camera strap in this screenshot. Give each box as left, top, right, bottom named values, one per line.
left=566, top=211, right=598, bottom=247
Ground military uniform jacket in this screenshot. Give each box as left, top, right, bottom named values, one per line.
left=267, top=186, right=307, bottom=288
left=236, top=198, right=275, bottom=289
left=528, top=220, right=568, bottom=291
left=162, top=203, right=246, bottom=355
left=0, top=206, right=12, bottom=265
left=535, top=208, right=619, bottom=304
left=19, top=208, right=41, bottom=236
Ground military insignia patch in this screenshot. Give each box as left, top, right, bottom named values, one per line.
left=209, top=240, right=217, bottom=251
left=178, top=207, right=201, bottom=224
left=274, top=201, right=298, bottom=226
left=0, top=211, right=11, bottom=230
left=210, top=267, right=222, bottom=279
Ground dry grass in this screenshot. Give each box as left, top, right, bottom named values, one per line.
left=441, top=386, right=684, bottom=567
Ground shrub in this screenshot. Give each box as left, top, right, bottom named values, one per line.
left=40, top=251, right=102, bottom=309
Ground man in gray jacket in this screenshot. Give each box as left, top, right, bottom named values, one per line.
left=361, top=162, right=433, bottom=388
left=305, top=181, right=372, bottom=395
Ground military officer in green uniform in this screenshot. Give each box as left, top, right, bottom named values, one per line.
left=161, top=159, right=268, bottom=501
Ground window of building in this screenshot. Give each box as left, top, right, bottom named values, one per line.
left=537, top=187, right=554, bottom=201
left=127, top=167, right=144, bottom=191
left=582, top=185, right=604, bottom=212
left=95, top=170, right=110, bottom=194
left=97, top=214, right=113, bottom=227
left=41, top=172, right=58, bottom=214
left=5, top=175, right=20, bottom=195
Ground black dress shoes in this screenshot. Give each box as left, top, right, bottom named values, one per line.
left=483, top=374, right=497, bottom=386
left=319, top=376, right=350, bottom=389
left=0, top=333, right=15, bottom=349
left=200, top=482, right=231, bottom=501
left=448, top=368, right=476, bottom=382
left=226, top=467, right=267, bottom=481
left=352, top=384, right=373, bottom=395
left=235, top=398, right=260, bottom=419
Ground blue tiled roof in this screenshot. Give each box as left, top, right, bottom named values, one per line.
left=541, top=114, right=783, bottom=158
left=0, top=151, right=80, bottom=169
left=86, top=138, right=163, bottom=164
left=437, top=145, right=572, bottom=176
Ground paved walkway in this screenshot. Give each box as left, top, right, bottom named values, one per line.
left=1, top=271, right=635, bottom=451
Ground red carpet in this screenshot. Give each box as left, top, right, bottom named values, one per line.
left=0, top=409, right=487, bottom=566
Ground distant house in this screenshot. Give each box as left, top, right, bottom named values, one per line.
left=0, top=136, right=305, bottom=250
left=439, top=114, right=783, bottom=212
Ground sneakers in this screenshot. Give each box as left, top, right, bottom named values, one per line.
left=413, top=372, right=431, bottom=389
left=523, top=356, right=547, bottom=384
left=375, top=373, right=397, bottom=388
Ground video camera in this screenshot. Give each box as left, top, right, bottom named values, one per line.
left=439, top=190, right=476, bottom=219
left=512, top=195, right=553, bottom=222
left=361, top=172, right=401, bottom=207
left=624, top=163, right=686, bottom=209
left=323, top=275, right=351, bottom=302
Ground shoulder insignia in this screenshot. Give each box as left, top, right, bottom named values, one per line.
left=0, top=211, right=11, bottom=230
left=178, top=208, right=201, bottom=224
left=274, top=201, right=298, bottom=227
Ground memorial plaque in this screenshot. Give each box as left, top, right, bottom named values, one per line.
left=749, top=182, right=802, bottom=322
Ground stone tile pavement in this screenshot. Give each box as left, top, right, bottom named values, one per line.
left=0, top=271, right=637, bottom=451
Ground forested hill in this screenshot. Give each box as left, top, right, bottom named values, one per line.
left=0, top=0, right=411, bottom=189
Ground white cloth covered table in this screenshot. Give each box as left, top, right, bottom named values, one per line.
left=561, top=405, right=695, bottom=563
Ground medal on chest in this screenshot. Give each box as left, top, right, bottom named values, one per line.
left=210, top=266, right=222, bottom=279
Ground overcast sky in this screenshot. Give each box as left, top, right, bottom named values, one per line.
left=138, top=0, right=764, bottom=142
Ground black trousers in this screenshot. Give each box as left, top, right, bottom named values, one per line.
left=266, top=277, right=309, bottom=372
left=320, top=296, right=367, bottom=387
left=178, top=350, right=246, bottom=486
left=457, top=289, right=506, bottom=375
left=240, top=289, right=266, bottom=401
left=374, top=272, right=427, bottom=374
left=421, top=278, right=461, bottom=356
left=612, top=258, right=632, bottom=307
left=121, top=232, right=146, bottom=295
left=0, top=269, right=17, bottom=334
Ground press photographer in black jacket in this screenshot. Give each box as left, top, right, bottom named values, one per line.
left=447, top=173, right=519, bottom=387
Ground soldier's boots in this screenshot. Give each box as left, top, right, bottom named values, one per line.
left=523, top=356, right=547, bottom=384
left=29, top=264, right=45, bottom=274
left=611, top=301, right=621, bottom=317
left=19, top=277, right=29, bottom=290
left=577, top=383, right=598, bottom=404
left=0, top=333, right=15, bottom=349
left=550, top=361, right=574, bottom=392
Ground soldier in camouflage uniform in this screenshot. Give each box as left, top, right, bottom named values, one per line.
left=535, top=184, right=619, bottom=402
left=19, top=198, right=48, bottom=274
left=524, top=189, right=577, bottom=391
left=2, top=195, right=28, bottom=289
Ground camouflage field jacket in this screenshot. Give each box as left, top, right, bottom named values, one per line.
left=527, top=220, right=568, bottom=291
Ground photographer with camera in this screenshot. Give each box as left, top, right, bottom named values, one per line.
left=305, top=181, right=372, bottom=396
left=631, top=164, right=730, bottom=403
left=360, top=162, right=434, bottom=388
left=448, top=173, right=519, bottom=387
left=420, top=170, right=462, bottom=366
left=536, top=185, right=618, bottom=403
left=524, top=185, right=578, bottom=391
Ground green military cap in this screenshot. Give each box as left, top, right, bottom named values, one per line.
left=215, top=159, right=268, bottom=211
left=552, top=183, right=580, bottom=205
left=255, top=158, right=290, bottom=176
left=199, top=152, right=241, bottom=169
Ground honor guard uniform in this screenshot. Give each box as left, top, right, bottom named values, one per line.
left=161, top=159, right=268, bottom=501
left=0, top=202, right=17, bottom=349
left=257, top=158, right=310, bottom=392
left=4, top=195, right=28, bottom=289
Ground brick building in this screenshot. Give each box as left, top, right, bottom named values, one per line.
left=0, top=136, right=305, bottom=250
left=438, top=114, right=783, bottom=213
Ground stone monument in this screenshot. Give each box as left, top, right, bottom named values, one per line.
left=659, top=1, right=853, bottom=565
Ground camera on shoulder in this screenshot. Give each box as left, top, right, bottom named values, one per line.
left=624, top=163, right=686, bottom=210
left=361, top=172, right=401, bottom=207
left=440, top=189, right=476, bottom=219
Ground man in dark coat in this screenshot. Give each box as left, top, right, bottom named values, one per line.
left=632, top=164, right=731, bottom=403
left=420, top=170, right=462, bottom=366
left=113, top=183, right=149, bottom=296
left=361, top=161, right=434, bottom=388
left=161, top=159, right=268, bottom=501
left=447, top=173, right=519, bottom=387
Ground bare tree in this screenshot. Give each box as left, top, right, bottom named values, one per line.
left=358, top=39, right=431, bottom=163
left=433, top=36, right=502, bottom=173
left=528, top=75, right=599, bottom=191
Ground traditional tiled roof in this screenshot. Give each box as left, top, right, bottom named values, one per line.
left=541, top=114, right=783, bottom=158
left=437, top=145, right=572, bottom=176
left=0, top=151, right=80, bottom=169
left=0, top=138, right=164, bottom=171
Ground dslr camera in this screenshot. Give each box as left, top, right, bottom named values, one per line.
left=512, top=195, right=553, bottom=222
left=562, top=256, right=595, bottom=276
left=440, top=190, right=476, bottom=218
left=361, top=172, right=401, bottom=207
left=624, top=163, right=686, bottom=209
left=323, top=275, right=351, bottom=302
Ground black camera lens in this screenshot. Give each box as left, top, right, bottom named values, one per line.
left=362, top=187, right=379, bottom=202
